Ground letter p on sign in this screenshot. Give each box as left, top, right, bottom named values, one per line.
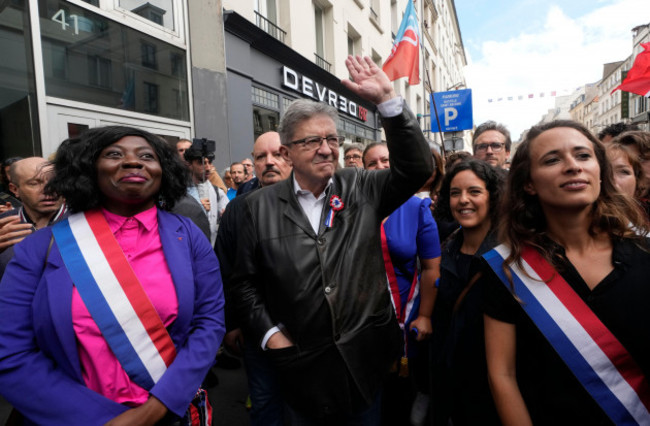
left=444, top=108, right=458, bottom=127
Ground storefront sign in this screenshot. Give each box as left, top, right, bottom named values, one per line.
left=282, top=66, right=368, bottom=122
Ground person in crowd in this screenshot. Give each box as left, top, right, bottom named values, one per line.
left=473, top=121, right=511, bottom=169
left=0, top=157, right=22, bottom=213
left=230, top=162, right=247, bottom=194
left=611, top=130, right=650, bottom=219
left=362, top=142, right=441, bottom=426
left=0, top=126, right=225, bottom=424
left=230, top=55, right=432, bottom=424
left=217, top=131, right=292, bottom=426
left=241, top=158, right=255, bottom=181
left=344, top=143, right=364, bottom=168
left=0, top=157, right=67, bottom=278
left=597, top=122, right=640, bottom=144
left=184, top=148, right=228, bottom=245
left=445, top=151, right=471, bottom=170
left=429, top=159, right=505, bottom=426
left=176, top=138, right=192, bottom=159
left=223, top=168, right=238, bottom=200
left=483, top=120, right=650, bottom=425
left=606, top=143, right=641, bottom=199
left=237, top=157, right=260, bottom=196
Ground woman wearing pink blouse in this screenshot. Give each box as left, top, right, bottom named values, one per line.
left=0, top=126, right=225, bottom=425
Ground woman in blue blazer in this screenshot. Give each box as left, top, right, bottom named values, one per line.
left=0, top=126, right=225, bottom=425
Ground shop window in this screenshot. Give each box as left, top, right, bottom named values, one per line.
left=39, top=0, right=189, bottom=121
left=0, top=0, right=40, bottom=157
left=253, top=106, right=280, bottom=141
left=252, top=86, right=279, bottom=110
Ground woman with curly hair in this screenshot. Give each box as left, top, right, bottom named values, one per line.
left=0, top=126, right=225, bottom=425
left=483, top=121, right=650, bottom=425
left=429, top=159, right=505, bottom=426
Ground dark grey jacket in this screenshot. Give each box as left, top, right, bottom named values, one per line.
left=230, top=104, right=433, bottom=418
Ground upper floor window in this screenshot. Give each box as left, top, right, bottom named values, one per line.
left=119, top=0, right=175, bottom=31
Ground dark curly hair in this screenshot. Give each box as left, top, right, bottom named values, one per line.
left=499, top=120, right=648, bottom=273
left=47, top=126, right=189, bottom=212
left=435, top=158, right=506, bottom=226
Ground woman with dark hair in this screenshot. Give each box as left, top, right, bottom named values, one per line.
left=430, top=159, right=505, bottom=426
left=483, top=120, right=650, bottom=425
left=0, top=126, right=225, bottom=425
left=362, top=143, right=441, bottom=426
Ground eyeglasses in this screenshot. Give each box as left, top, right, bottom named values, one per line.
left=475, top=142, right=505, bottom=152
left=287, top=135, right=344, bottom=151
left=344, top=154, right=362, bottom=161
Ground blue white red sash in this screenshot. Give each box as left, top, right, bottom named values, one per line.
left=381, top=222, right=419, bottom=356
left=484, top=244, right=650, bottom=425
left=52, top=209, right=176, bottom=391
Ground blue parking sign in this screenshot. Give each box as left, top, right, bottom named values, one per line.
left=430, top=89, right=473, bottom=132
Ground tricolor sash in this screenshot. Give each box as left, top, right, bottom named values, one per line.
left=484, top=244, right=650, bottom=425
left=381, top=222, right=419, bottom=364
left=52, top=209, right=176, bottom=391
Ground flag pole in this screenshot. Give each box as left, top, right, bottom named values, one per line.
left=416, top=0, right=446, bottom=157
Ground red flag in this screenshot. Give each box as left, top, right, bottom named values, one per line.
left=382, top=1, right=420, bottom=85
left=612, top=42, right=650, bottom=97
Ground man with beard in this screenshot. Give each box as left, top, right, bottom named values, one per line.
left=0, top=157, right=67, bottom=277
left=216, top=131, right=292, bottom=426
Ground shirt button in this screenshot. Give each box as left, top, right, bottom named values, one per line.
left=317, top=237, right=325, bottom=245
left=324, top=286, right=331, bottom=294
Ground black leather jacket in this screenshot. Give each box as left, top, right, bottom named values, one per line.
left=230, top=104, right=433, bottom=417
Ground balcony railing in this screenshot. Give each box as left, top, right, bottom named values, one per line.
left=315, top=53, right=331, bottom=72
left=254, top=11, right=286, bottom=43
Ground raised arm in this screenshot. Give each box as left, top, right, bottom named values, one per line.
left=341, top=55, right=397, bottom=105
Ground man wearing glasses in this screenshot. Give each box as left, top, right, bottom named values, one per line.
left=472, top=120, right=512, bottom=169
left=230, top=56, right=432, bottom=424
left=343, top=143, right=364, bottom=168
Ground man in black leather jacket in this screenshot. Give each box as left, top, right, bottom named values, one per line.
left=230, top=56, right=433, bottom=424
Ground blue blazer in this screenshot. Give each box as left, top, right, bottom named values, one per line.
left=0, top=210, right=225, bottom=425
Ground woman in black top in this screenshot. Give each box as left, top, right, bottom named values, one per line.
left=484, top=120, right=650, bottom=425
left=430, top=159, right=505, bottom=426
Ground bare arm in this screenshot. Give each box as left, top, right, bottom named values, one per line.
left=484, top=314, right=532, bottom=426
left=409, top=257, right=440, bottom=341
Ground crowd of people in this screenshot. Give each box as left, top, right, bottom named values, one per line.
left=0, top=55, right=649, bottom=426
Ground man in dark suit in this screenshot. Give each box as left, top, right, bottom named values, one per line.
left=230, top=56, right=433, bottom=424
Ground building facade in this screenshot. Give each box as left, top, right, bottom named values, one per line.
left=221, top=0, right=468, bottom=158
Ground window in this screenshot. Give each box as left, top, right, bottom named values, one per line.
left=88, top=55, right=112, bottom=88
left=252, top=86, right=279, bottom=109
left=141, top=41, right=157, bottom=69
left=119, top=0, right=175, bottom=31
left=170, top=53, right=185, bottom=78
left=143, top=82, right=159, bottom=113
left=256, top=0, right=277, bottom=23
left=315, top=5, right=324, bottom=58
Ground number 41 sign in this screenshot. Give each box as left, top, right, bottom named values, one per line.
left=51, top=9, right=80, bottom=35
left=430, top=89, right=473, bottom=132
